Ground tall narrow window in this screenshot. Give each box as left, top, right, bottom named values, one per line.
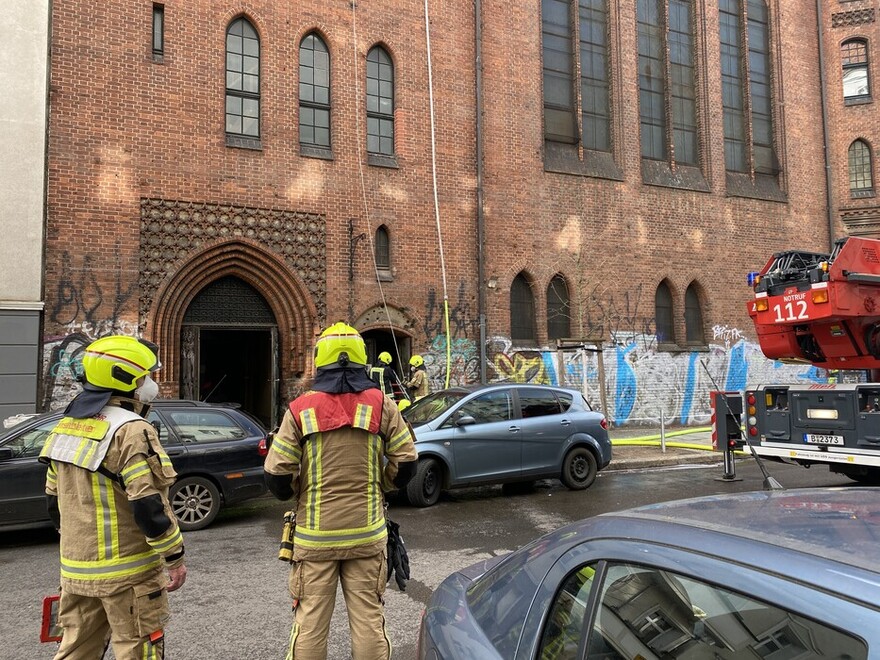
left=547, top=275, right=571, bottom=341
left=225, top=18, right=260, bottom=138
left=842, top=39, right=871, bottom=101
left=366, top=46, right=394, bottom=155
left=849, top=139, right=874, bottom=197
left=542, top=0, right=610, bottom=151
left=655, top=281, right=674, bottom=344
left=511, top=273, right=537, bottom=342
left=719, top=0, right=778, bottom=175
left=638, top=0, right=698, bottom=165
left=299, top=34, right=331, bottom=149
left=152, top=4, right=164, bottom=55
left=375, top=226, right=390, bottom=269
left=684, top=283, right=705, bottom=344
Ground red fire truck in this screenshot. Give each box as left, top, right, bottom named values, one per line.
left=743, top=236, right=880, bottom=485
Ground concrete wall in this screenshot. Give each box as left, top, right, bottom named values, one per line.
left=0, top=1, right=49, bottom=418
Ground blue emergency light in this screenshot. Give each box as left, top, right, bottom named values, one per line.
left=747, top=271, right=760, bottom=287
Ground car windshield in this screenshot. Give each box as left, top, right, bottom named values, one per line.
left=404, top=390, right=469, bottom=425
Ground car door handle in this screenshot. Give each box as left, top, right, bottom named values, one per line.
left=508, top=426, right=521, bottom=433
left=560, top=419, right=571, bottom=426
left=165, top=448, right=185, bottom=457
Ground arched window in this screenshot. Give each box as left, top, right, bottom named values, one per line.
left=720, top=0, right=777, bottom=175
left=375, top=226, right=390, bottom=269
left=684, top=283, right=705, bottom=344
left=842, top=39, right=871, bottom=100
left=547, top=275, right=571, bottom=340
left=299, top=33, right=331, bottom=149
left=637, top=0, right=699, bottom=165
left=225, top=18, right=260, bottom=138
left=849, top=139, right=874, bottom=197
left=542, top=0, right=610, bottom=151
left=511, top=273, right=537, bottom=342
left=366, top=46, right=394, bottom=155
left=655, top=281, right=674, bottom=344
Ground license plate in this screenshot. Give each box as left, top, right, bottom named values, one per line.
left=803, top=433, right=844, bottom=445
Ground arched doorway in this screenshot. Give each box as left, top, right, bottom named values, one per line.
left=179, top=276, right=277, bottom=427
left=361, top=328, right=411, bottom=382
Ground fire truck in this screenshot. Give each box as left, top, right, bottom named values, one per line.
left=743, top=235, right=880, bottom=485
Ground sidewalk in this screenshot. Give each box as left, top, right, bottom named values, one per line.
left=605, top=425, right=722, bottom=471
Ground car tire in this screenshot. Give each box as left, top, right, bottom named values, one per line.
left=170, top=476, right=222, bottom=531
left=406, top=458, right=442, bottom=507
left=561, top=447, right=598, bottom=490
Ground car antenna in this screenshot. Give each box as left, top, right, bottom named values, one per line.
left=202, top=374, right=227, bottom=403
left=700, top=360, right=784, bottom=491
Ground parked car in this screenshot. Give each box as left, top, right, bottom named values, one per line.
left=418, top=487, right=880, bottom=659
left=0, top=400, right=269, bottom=532
left=401, top=384, right=611, bottom=507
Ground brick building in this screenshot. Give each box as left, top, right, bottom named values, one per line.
left=38, top=0, right=875, bottom=427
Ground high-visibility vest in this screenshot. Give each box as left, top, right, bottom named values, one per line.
left=370, top=366, right=391, bottom=395
left=41, top=407, right=141, bottom=472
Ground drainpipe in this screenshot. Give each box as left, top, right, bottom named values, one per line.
left=475, top=0, right=487, bottom=383
left=816, top=0, right=836, bottom=250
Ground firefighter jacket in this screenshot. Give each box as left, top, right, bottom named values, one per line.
left=369, top=366, right=396, bottom=397
left=41, top=397, right=184, bottom=597
left=404, top=368, right=429, bottom=399
left=264, top=388, right=418, bottom=561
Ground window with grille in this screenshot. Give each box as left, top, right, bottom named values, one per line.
left=547, top=275, right=571, bottom=340
left=685, top=283, right=705, bottom=344
left=366, top=46, right=394, bottom=155
left=719, top=0, right=777, bottom=175
left=849, top=139, right=874, bottom=197
left=842, top=39, right=871, bottom=100
left=299, top=33, right=331, bottom=149
left=655, top=281, right=674, bottom=344
left=225, top=18, right=260, bottom=138
left=542, top=0, right=611, bottom=151
left=375, top=226, right=390, bottom=269
left=511, top=274, right=537, bottom=342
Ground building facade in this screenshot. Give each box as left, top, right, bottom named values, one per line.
left=39, top=0, right=868, bottom=427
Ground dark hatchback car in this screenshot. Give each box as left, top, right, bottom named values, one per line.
left=0, top=400, right=269, bottom=532
left=402, top=384, right=611, bottom=507
left=419, top=487, right=880, bottom=659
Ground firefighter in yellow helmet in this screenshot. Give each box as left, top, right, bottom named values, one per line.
left=404, top=354, right=430, bottom=401
left=40, top=335, right=186, bottom=660
left=369, top=351, right=401, bottom=399
left=264, top=322, right=418, bottom=659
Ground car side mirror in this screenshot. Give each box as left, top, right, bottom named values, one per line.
left=0, top=447, right=14, bottom=461
left=455, top=415, right=476, bottom=427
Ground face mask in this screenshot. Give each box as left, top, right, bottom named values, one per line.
left=135, top=375, right=160, bottom=403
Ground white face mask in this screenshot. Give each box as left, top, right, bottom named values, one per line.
left=135, top=375, right=160, bottom=403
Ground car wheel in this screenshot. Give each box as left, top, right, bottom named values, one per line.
left=170, top=476, right=222, bottom=531
left=561, top=447, right=598, bottom=490
left=406, top=458, right=442, bottom=507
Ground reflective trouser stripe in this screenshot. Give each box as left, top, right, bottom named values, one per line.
left=60, top=551, right=162, bottom=580
left=285, top=620, right=300, bottom=660
left=142, top=638, right=161, bottom=660
left=92, top=472, right=119, bottom=561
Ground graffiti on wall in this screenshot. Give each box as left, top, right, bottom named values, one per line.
left=421, top=329, right=829, bottom=426
left=49, top=250, right=138, bottom=327
left=422, top=283, right=478, bottom=342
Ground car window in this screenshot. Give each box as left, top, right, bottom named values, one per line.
left=163, top=410, right=247, bottom=444
left=1, top=417, right=59, bottom=458
left=557, top=391, right=573, bottom=411
left=456, top=390, right=512, bottom=424
left=146, top=410, right=174, bottom=445
left=518, top=388, right=562, bottom=418
left=549, top=562, right=869, bottom=660
left=404, top=391, right=468, bottom=425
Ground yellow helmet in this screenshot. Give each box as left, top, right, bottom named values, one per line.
left=409, top=355, right=424, bottom=368
left=314, top=322, right=367, bottom=368
left=397, top=399, right=412, bottom=412
left=82, top=335, right=161, bottom=392
left=378, top=351, right=393, bottom=365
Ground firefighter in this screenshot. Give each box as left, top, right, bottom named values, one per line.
left=369, top=351, right=399, bottom=398
left=264, top=322, right=418, bottom=660
left=404, top=355, right=430, bottom=401
left=40, top=335, right=186, bottom=660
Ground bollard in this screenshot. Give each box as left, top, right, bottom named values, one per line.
left=660, top=411, right=666, bottom=454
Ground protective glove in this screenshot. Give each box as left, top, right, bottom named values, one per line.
left=386, top=518, right=411, bottom=591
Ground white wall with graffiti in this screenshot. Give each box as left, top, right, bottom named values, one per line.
left=422, top=325, right=832, bottom=426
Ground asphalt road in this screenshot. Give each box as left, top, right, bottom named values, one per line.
left=0, top=459, right=852, bottom=660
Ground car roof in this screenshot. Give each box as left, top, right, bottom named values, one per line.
left=524, top=488, right=880, bottom=575
left=442, top=383, right=579, bottom=395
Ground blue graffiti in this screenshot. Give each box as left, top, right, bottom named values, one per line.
left=724, top=340, right=748, bottom=391
left=678, top=352, right=699, bottom=424
left=541, top=352, right=558, bottom=386
left=798, top=365, right=827, bottom=383
left=615, top=343, right=637, bottom=423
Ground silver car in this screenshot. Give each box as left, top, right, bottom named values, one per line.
left=402, top=384, right=611, bottom=507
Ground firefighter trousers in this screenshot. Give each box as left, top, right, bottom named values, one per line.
left=53, top=578, right=168, bottom=660
left=286, top=551, right=390, bottom=660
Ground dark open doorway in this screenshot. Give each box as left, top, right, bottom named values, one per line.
left=362, top=329, right=410, bottom=381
